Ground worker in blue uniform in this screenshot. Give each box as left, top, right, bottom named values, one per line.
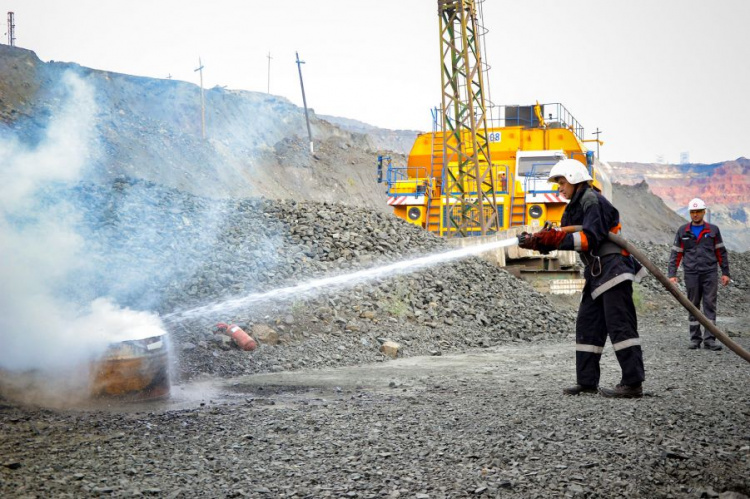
left=667, top=198, right=730, bottom=351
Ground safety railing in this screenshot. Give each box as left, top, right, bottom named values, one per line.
left=570, top=150, right=595, bottom=170
left=431, top=102, right=585, bottom=142
left=485, top=102, right=585, bottom=142
left=377, top=155, right=431, bottom=197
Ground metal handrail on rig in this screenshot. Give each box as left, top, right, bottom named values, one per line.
left=432, top=102, right=585, bottom=142
left=484, top=102, right=585, bottom=142
left=377, top=156, right=432, bottom=197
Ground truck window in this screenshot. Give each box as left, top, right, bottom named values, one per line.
left=517, top=157, right=557, bottom=177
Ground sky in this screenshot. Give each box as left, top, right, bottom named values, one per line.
left=2, top=0, right=749, bottom=164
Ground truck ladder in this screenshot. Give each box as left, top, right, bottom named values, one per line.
left=430, top=133, right=445, bottom=173
left=426, top=191, right=442, bottom=234
left=427, top=108, right=444, bottom=235
left=430, top=107, right=445, bottom=173
left=510, top=192, right=527, bottom=227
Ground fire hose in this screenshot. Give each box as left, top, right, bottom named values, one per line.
left=539, top=225, right=750, bottom=364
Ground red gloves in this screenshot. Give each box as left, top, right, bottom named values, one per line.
left=537, top=228, right=566, bottom=247
left=518, top=231, right=541, bottom=251
left=518, top=227, right=566, bottom=254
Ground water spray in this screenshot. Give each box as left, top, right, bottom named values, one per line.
left=164, top=235, right=520, bottom=323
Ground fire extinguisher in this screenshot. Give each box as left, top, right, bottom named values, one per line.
left=215, top=323, right=257, bottom=351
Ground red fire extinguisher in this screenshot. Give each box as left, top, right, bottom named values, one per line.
left=215, top=323, right=257, bottom=351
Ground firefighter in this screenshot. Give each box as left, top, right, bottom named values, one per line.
left=667, top=198, right=730, bottom=351
left=518, top=159, right=646, bottom=398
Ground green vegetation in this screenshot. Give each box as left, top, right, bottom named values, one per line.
left=384, top=297, right=409, bottom=318
left=384, top=281, right=411, bottom=318
left=632, top=283, right=645, bottom=312
left=290, top=300, right=306, bottom=320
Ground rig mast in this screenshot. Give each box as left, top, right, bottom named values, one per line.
left=438, top=0, right=499, bottom=236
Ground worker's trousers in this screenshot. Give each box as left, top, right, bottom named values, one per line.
left=575, top=280, right=645, bottom=387
left=685, top=272, right=718, bottom=344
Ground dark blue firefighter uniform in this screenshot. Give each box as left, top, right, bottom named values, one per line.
left=556, top=184, right=646, bottom=387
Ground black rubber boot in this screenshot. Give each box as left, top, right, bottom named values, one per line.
left=599, top=384, right=643, bottom=398
left=563, top=385, right=598, bottom=396
left=688, top=341, right=701, bottom=350
left=703, top=341, right=723, bottom=351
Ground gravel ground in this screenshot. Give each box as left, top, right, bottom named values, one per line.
left=1, top=308, right=748, bottom=499
left=2, top=182, right=749, bottom=498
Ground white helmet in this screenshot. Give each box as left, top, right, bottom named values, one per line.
left=547, top=159, right=592, bottom=184
left=688, top=198, right=707, bottom=211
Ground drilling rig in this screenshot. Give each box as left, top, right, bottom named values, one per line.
left=377, top=0, right=611, bottom=291
left=378, top=0, right=610, bottom=237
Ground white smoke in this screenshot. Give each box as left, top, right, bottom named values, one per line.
left=0, top=71, right=167, bottom=374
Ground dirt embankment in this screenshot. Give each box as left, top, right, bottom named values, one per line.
left=612, top=180, right=688, bottom=245
left=0, top=44, right=398, bottom=213
left=609, top=159, right=750, bottom=209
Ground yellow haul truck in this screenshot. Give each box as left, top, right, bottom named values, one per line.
left=378, top=103, right=611, bottom=236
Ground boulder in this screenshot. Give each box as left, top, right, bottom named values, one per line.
left=252, top=324, right=280, bottom=345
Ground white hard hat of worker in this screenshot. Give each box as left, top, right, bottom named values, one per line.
left=547, top=158, right=593, bottom=184
left=688, top=198, right=707, bottom=211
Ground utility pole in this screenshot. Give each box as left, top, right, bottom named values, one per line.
left=266, top=51, right=272, bottom=94
left=295, top=51, right=314, bottom=154
left=592, top=127, right=603, bottom=159
left=7, top=12, right=16, bottom=46
left=194, top=57, right=205, bottom=139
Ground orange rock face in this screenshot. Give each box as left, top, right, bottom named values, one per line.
left=609, top=159, right=750, bottom=210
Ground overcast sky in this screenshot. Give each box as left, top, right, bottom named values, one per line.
left=3, top=0, right=749, bottom=164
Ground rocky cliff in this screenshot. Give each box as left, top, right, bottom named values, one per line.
left=606, top=158, right=750, bottom=252
left=320, top=114, right=420, bottom=156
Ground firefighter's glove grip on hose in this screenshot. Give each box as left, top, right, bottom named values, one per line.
left=518, top=232, right=536, bottom=250
left=518, top=228, right=566, bottom=255
left=518, top=232, right=550, bottom=253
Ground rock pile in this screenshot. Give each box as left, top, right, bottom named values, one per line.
left=42, top=178, right=750, bottom=382
left=57, top=178, right=576, bottom=380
